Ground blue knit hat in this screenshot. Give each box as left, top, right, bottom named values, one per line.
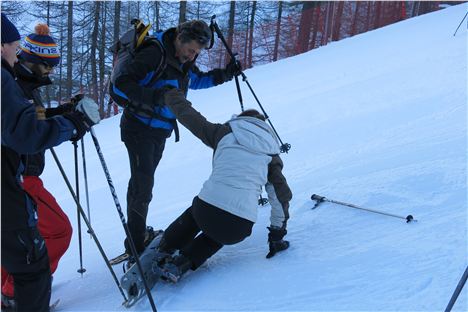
left=1, top=13, right=21, bottom=44
left=19, top=23, right=60, bottom=67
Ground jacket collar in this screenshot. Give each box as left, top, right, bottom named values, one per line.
left=1, top=58, right=16, bottom=77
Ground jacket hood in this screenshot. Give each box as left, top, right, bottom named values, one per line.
left=228, top=116, right=280, bottom=155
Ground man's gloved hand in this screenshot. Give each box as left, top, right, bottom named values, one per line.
left=45, top=94, right=85, bottom=118
left=223, top=59, right=242, bottom=82
left=266, top=226, right=289, bottom=259
left=63, top=97, right=101, bottom=141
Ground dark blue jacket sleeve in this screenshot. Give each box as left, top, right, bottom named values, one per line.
left=1, top=68, right=75, bottom=154
left=189, top=64, right=226, bottom=89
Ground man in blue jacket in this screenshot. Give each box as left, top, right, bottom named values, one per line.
left=109, top=20, right=242, bottom=258
left=1, top=13, right=100, bottom=311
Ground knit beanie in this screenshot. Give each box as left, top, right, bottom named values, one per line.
left=19, top=23, right=60, bottom=67
left=1, top=13, right=21, bottom=44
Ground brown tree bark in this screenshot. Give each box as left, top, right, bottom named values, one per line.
left=297, top=1, right=316, bottom=54
left=99, top=2, right=106, bottom=116
left=374, top=1, right=382, bottom=29
left=179, top=1, right=187, bottom=24
left=273, top=1, right=283, bottom=62
left=226, top=1, right=236, bottom=64
left=66, top=1, right=73, bottom=99
left=331, top=1, right=344, bottom=41
left=90, top=1, right=100, bottom=108
left=351, top=1, right=361, bottom=36
left=247, top=1, right=257, bottom=68
left=309, top=4, right=321, bottom=50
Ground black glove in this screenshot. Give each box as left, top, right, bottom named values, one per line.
left=266, top=226, right=289, bottom=259
left=63, top=111, right=90, bottom=142
left=223, top=59, right=242, bottom=82
left=45, top=103, right=74, bottom=118
left=45, top=94, right=84, bottom=118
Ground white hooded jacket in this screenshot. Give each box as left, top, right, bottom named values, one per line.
left=164, top=90, right=292, bottom=228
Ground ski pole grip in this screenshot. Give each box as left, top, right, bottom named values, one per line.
left=311, top=194, right=325, bottom=202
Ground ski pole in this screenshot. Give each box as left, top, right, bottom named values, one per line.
left=445, top=266, right=468, bottom=312
left=453, top=11, right=468, bottom=36
left=80, top=137, right=92, bottom=237
left=311, top=194, right=416, bottom=223
left=89, top=128, right=158, bottom=312
left=73, top=141, right=86, bottom=275
left=210, top=15, right=291, bottom=154
left=50, top=147, right=128, bottom=304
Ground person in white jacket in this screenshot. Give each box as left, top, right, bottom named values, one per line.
left=155, top=88, right=292, bottom=282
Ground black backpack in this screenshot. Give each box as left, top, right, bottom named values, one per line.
left=109, top=19, right=166, bottom=110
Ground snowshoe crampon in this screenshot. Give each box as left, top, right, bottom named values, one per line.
left=120, top=230, right=164, bottom=307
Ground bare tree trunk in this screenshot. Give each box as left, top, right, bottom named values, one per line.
left=297, top=1, right=316, bottom=53
left=412, top=1, right=420, bottom=17
left=374, top=1, right=382, bottom=29
left=45, top=1, right=51, bottom=107
left=351, top=1, right=361, bottom=36
left=99, top=2, right=106, bottom=115
left=111, top=0, right=121, bottom=116
left=154, top=1, right=160, bottom=30
left=226, top=1, right=236, bottom=64
left=365, top=1, right=372, bottom=31
left=58, top=2, right=64, bottom=104
left=310, top=4, right=320, bottom=49
left=326, top=1, right=335, bottom=43
left=243, top=3, right=250, bottom=66
left=66, top=1, right=73, bottom=99
left=273, top=1, right=283, bottom=62
left=90, top=1, right=100, bottom=109
left=331, top=1, right=344, bottom=41
left=179, top=1, right=187, bottom=24
left=195, top=1, right=201, bottom=19
left=247, top=1, right=257, bottom=68
left=114, top=1, right=121, bottom=43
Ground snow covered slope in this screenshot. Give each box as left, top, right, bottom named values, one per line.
left=42, top=4, right=467, bottom=311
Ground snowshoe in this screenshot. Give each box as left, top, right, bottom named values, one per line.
left=120, top=230, right=166, bottom=307
left=110, top=226, right=160, bottom=266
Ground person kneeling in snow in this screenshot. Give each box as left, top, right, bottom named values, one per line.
left=155, top=88, right=292, bottom=283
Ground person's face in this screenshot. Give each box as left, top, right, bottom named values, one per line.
left=1, top=40, right=20, bottom=67
left=174, top=36, right=204, bottom=64
left=27, top=61, right=54, bottom=78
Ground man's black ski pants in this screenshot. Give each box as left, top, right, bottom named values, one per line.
left=121, top=113, right=168, bottom=253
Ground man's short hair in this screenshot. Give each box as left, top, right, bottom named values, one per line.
left=176, top=20, right=211, bottom=47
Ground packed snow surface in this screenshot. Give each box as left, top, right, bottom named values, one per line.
left=41, top=5, right=467, bottom=311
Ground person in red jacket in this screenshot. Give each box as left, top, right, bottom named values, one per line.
left=1, top=23, right=74, bottom=307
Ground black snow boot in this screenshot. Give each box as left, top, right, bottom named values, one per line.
left=160, top=254, right=192, bottom=283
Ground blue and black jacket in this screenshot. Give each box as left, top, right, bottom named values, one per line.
left=109, top=27, right=228, bottom=141
left=1, top=59, right=75, bottom=230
